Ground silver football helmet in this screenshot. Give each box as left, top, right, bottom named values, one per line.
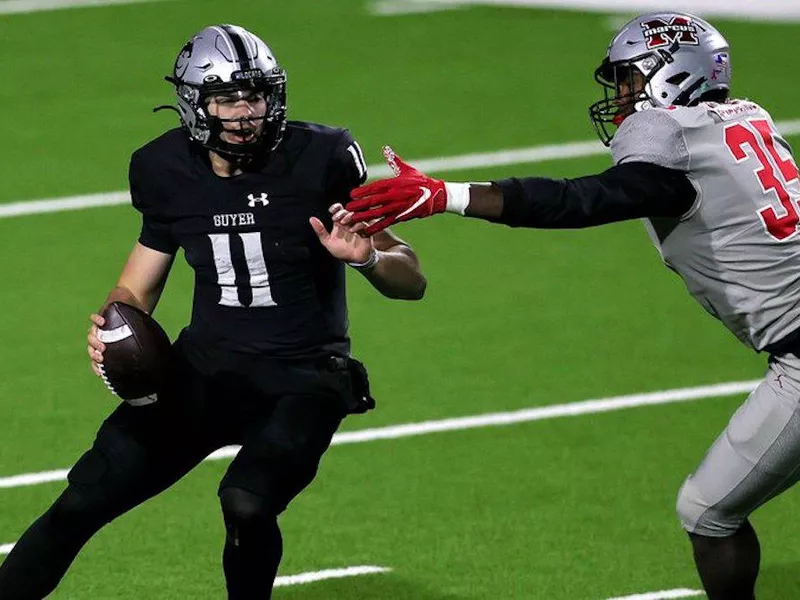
left=158, top=24, right=287, bottom=160
left=589, top=13, right=731, bottom=146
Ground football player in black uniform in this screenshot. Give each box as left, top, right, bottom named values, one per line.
left=0, top=24, right=425, bottom=600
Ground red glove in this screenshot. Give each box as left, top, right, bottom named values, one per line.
left=347, top=146, right=448, bottom=236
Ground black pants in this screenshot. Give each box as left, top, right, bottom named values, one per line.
left=0, top=339, right=351, bottom=599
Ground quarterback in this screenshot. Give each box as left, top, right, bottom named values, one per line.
left=347, top=13, right=800, bottom=600
left=0, top=24, right=425, bottom=599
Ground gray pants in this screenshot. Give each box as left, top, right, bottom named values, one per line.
left=677, top=353, right=800, bottom=537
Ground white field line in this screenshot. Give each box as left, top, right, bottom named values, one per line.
left=371, top=0, right=464, bottom=14
left=0, top=192, right=130, bottom=219
left=0, top=379, right=759, bottom=490
left=0, top=547, right=390, bottom=588
left=371, top=0, right=800, bottom=21
left=606, top=588, right=705, bottom=600
left=0, top=0, right=170, bottom=15
left=274, top=565, right=391, bottom=587
left=3, top=119, right=799, bottom=220
left=0, top=549, right=707, bottom=600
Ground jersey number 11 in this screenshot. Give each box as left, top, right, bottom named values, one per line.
left=208, top=232, right=276, bottom=308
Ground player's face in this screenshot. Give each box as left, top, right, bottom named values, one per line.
left=207, top=89, right=268, bottom=145
left=617, top=68, right=645, bottom=97
left=613, top=67, right=646, bottom=121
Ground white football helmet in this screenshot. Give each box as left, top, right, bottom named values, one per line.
left=589, top=13, right=731, bottom=145
left=158, top=24, right=287, bottom=160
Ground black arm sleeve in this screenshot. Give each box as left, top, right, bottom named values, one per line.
left=493, top=162, right=697, bottom=229
left=129, top=151, right=178, bottom=255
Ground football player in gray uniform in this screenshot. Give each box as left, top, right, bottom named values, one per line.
left=347, top=13, right=800, bottom=600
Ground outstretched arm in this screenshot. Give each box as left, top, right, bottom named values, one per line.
left=347, top=146, right=697, bottom=234
left=459, top=161, right=696, bottom=227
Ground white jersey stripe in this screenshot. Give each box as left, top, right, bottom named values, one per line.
left=347, top=143, right=367, bottom=179
left=352, top=141, right=367, bottom=176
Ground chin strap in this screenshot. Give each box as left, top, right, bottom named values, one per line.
left=152, top=104, right=181, bottom=115
left=151, top=103, right=269, bottom=164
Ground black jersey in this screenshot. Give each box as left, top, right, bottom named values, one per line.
left=129, top=121, right=368, bottom=359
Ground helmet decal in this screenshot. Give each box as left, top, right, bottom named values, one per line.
left=641, top=16, right=700, bottom=50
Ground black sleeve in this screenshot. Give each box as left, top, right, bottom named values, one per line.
left=129, top=151, right=179, bottom=255
left=493, top=162, right=697, bottom=229
left=325, top=130, right=368, bottom=204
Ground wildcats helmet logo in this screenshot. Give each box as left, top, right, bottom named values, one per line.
left=641, top=16, right=699, bottom=49
left=175, top=40, right=195, bottom=79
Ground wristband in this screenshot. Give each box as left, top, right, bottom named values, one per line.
left=444, top=182, right=471, bottom=215
left=347, top=247, right=380, bottom=272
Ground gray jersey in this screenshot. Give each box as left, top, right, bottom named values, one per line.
left=611, top=101, right=800, bottom=351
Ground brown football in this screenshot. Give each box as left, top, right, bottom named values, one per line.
left=97, top=302, right=173, bottom=406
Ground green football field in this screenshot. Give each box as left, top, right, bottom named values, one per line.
left=2, top=1, right=800, bottom=598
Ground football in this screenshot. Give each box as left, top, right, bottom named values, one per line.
left=96, top=301, right=173, bottom=406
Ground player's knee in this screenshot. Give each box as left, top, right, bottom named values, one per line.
left=51, top=449, right=111, bottom=526
left=676, top=477, right=743, bottom=537
left=220, top=487, right=277, bottom=545
left=53, top=446, right=128, bottom=531
left=47, top=485, right=109, bottom=534
left=220, top=487, right=273, bottom=524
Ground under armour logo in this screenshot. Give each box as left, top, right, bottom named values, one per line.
left=248, top=193, right=269, bottom=208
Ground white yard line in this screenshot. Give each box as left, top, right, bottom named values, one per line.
left=0, top=546, right=389, bottom=588
left=370, top=0, right=800, bottom=21
left=274, top=565, right=391, bottom=587
left=3, top=118, right=799, bottom=220
left=0, top=192, right=130, bottom=219
left=0, top=379, right=759, bottom=490
left=371, top=0, right=464, bottom=14
left=387, top=139, right=606, bottom=175
left=0, top=0, right=170, bottom=15
left=0, top=469, right=71, bottom=489
left=606, top=588, right=705, bottom=600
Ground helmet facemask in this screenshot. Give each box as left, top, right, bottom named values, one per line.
left=168, top=70, right=287, bottom=163
left=589, top=49, right=671, bottom=147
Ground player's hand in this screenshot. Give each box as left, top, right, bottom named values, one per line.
left=310, top=204, right=375, bottom=264
left=87, top=314, right=106, bottom=377
left=347, top=146, right=447, bottom=235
